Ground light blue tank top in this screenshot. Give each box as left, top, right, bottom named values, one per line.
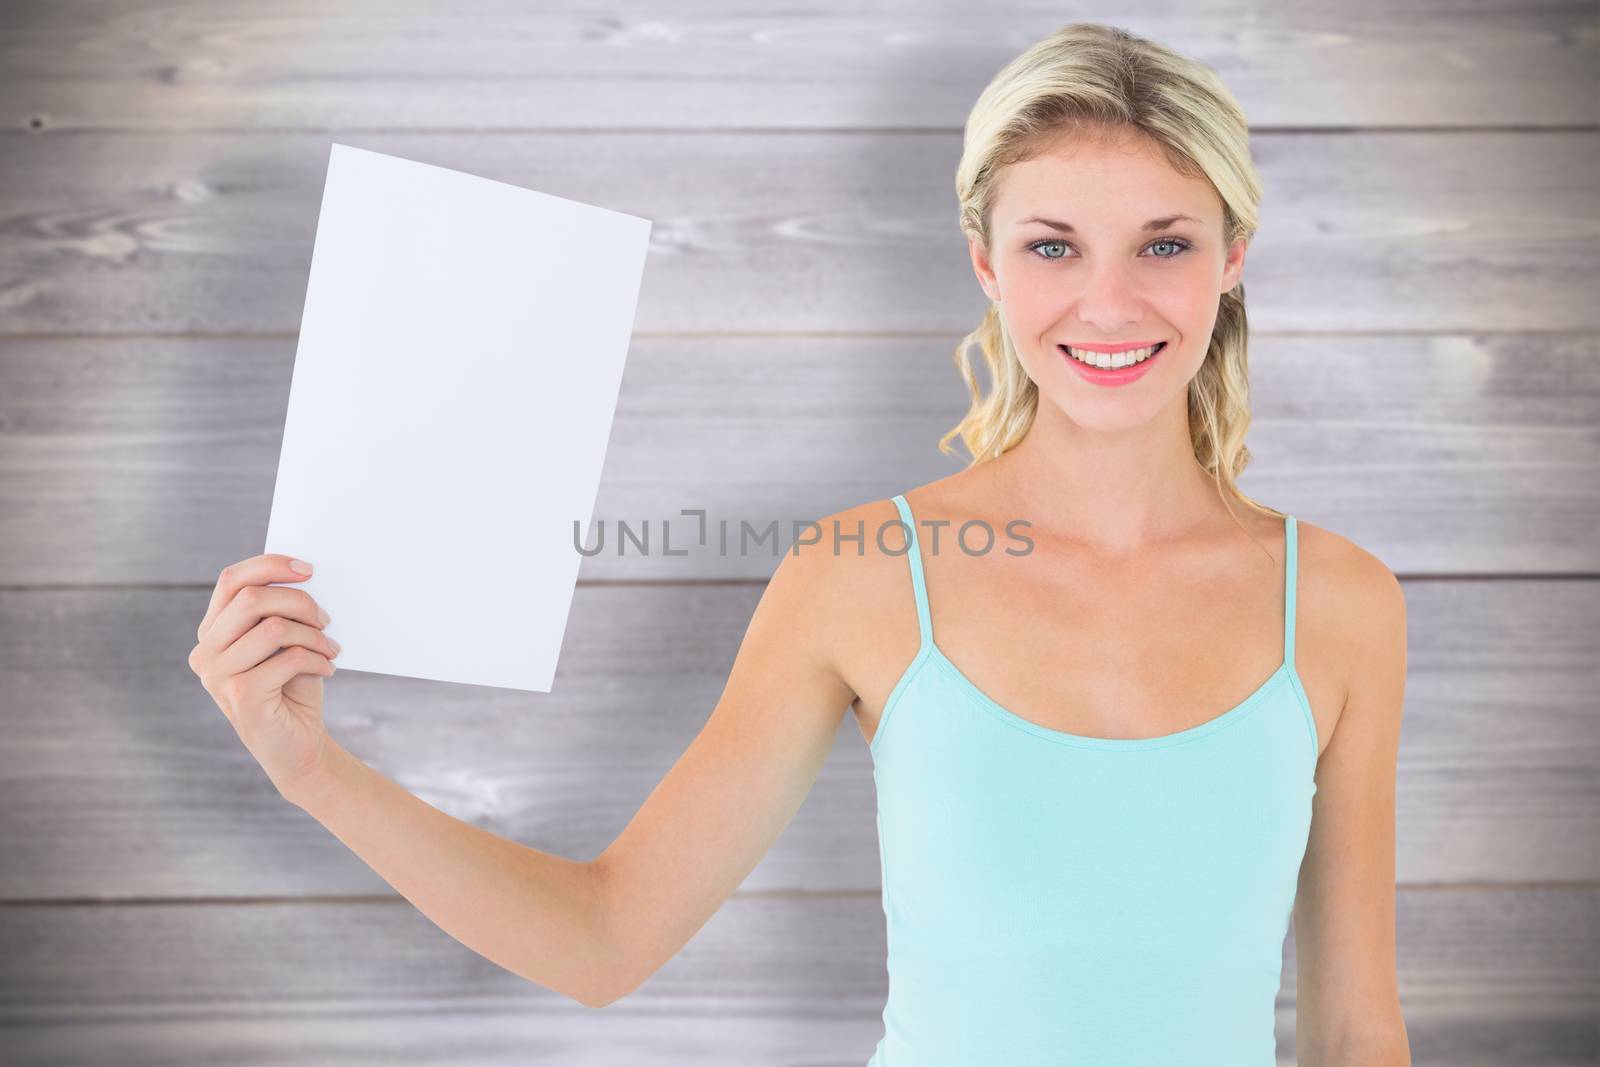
left=867, top=493, right=1319, bottom=1065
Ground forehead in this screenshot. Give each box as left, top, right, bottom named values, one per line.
left=992, top=131, right=1216, bottom=227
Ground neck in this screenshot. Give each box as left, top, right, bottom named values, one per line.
left=986, top=392, right=1229, bottom=554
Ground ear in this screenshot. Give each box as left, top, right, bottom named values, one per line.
left=967, top=233, right=1002, bottom=303
left=1221, top=235, right=1248, bottom=294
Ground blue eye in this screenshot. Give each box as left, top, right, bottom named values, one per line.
left=1027, top=237, right=1193, bottom=261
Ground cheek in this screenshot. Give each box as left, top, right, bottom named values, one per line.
left=1147, top=261, right=1215, bottom=306
left=1140, top=278, right=1224, bottom=348
left=1001, top=270, right=1063, bottom=313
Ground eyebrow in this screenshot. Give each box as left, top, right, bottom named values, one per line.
left=1017, top=214, right=1204, bottom=233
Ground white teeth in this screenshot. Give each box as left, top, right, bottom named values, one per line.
left=1063, top=343, right=1163, bottom=369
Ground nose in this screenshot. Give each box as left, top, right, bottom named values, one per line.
left=1072, top=260, right=1146, bottom=335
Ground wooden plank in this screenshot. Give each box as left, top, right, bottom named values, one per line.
left=2, top=333, right=1596, bottom=583
left=4, top=1, right=1594, bottom=132
left=0, top=580, right=1592, bottom=900
left=0, top=1014, right=888, bottom=1067
left=0, top=132, right=1594, bottom=335
left=0, top=888, right=1593, bottom=1064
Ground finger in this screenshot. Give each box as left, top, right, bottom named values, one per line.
left=213, top=614, right=341, bottom=683
left=237, top=646, right=336, bottom=708
left=198, top=555, right=314, bottom=642
left=199, top=582, right=330, bottom=666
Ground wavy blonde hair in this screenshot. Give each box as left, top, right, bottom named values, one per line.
left=943, top=22, right=1278, bottom=519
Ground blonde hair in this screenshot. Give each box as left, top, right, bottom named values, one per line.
left=942, top=22, right=1279, bottom=519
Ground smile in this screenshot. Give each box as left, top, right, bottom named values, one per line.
left=1060, top=342, right=1166, bottom=368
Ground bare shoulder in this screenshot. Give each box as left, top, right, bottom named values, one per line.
left=777, top=485, right=981, bottom=720
left=783, top=471, right=1029, bottom=728
left=1296, top=518, right=1405, bottom=634
left=1294, top=517, right=1407, bottom=724
left=781, top=495, right=914, bottom=602
left=776, top=494, right=922, bottom=690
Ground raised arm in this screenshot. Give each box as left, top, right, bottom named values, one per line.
left=191, top=534, right=858, bottom=1011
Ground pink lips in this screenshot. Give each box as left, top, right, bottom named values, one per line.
left=1060, top=341, right=1166, bottom=387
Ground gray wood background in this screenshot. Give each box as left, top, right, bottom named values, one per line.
left=2, top=1, right=1596, bottom=1064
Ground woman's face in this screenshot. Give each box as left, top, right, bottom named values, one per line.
left=968, top=129, right=1248, bottom=431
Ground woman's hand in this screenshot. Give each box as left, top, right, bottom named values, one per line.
left=188, top=554, right=342, bottom=800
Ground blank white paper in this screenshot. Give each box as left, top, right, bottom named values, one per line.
left=264, top=142, right=651, bottom=692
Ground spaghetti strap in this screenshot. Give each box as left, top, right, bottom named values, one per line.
left=1283, top=514, right=1299, bottom=669
left=890, top=493, right=934, bottom=647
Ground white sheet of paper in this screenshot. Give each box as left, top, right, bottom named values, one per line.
left=264, top=142, right=651, bottom=692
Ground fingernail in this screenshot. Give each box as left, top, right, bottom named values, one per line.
left=329, top=638, right=342, bottom=655
left=290, top=559, right=314, bottom=575
left=317, top=607, right=331, bottom=625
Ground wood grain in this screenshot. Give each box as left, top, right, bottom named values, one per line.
left=0, top=889, right=1592, bottom=1065
left=0, top=132, right=1595, bottom=335
left=2, top=1, right=1594, bottom=1061
left=0, top=579, right=1592, bottom=900
left=2, top=334, right=1596, bottom=582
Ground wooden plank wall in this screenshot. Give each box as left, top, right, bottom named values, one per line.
left=2, top=2, right=1596, bottom=1064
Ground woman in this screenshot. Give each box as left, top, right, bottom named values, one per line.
left=189, top=22, right=1410, bottom=1066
